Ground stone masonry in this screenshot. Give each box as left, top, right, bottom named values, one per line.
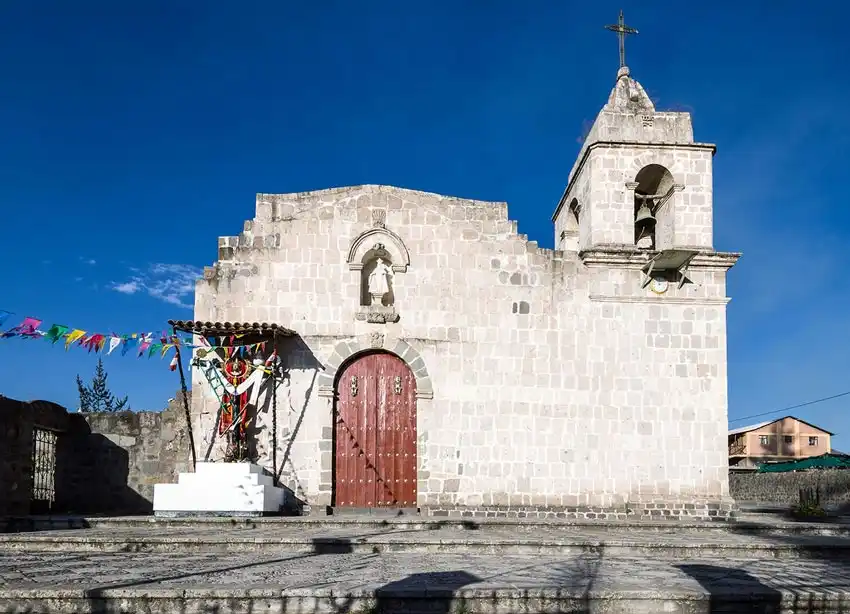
left=188, top=65, right=740, bottom=520
left=59, top=395, right=193, bottom=515
left=0, top=394, right=193, bottom=520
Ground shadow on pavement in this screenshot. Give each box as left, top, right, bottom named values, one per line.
left=678, top=564, right=782, bottom=614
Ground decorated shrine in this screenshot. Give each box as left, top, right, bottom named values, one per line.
left=168, top=320, right=295, bottom=470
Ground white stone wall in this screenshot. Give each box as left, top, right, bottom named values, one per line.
left=190, top=184, right=737, bottom=513
left=554, top=145, right=715, bottom=252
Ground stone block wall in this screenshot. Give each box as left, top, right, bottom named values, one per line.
left=190, top=184, right=738, bottom=520
left=554, top=67, right=712, bottom=253
left=0, top=396, right=69, bottom=516
left=554, top=144, right=715, bottom=252
left=0, top=394, right=192, bottom=518
left=57, top=394, right=193, bottom=514
left=730, top=470, right=850, bottom=507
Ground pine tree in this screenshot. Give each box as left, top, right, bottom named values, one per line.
left=76, top=375, right=92, bottom=412
left=76, top=358, right=129, bottom=412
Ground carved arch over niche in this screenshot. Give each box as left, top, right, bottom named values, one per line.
left=347, top=228, right=410, bottom=273
left=317, top=334, right=433, bottom=400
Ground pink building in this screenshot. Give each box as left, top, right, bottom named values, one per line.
left=728, top=416, right=832, bottom=470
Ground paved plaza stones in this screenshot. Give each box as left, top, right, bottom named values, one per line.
left=3, top=521, right=850, bottom=559
left=1, top=518, right=850, bottom=612
left=2, top=550, right=850, bottom=613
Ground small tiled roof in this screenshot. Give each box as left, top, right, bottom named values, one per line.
left=168, top=320, right=296, bottom=336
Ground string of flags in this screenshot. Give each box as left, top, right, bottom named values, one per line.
left=0, top=309, right=270, bottom=370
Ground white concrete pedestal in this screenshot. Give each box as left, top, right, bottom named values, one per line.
left=153, top=462, right=285, bottom=516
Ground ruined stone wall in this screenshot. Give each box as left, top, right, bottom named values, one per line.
left=730, top=470, right=850, bottom=507
left=59, top=394, right=193, bottom=514
left=190, top=184, right=735, bottom=519
left=0, top=394, right=192, bottom=517
left=0, top=397, right=69, bottom=516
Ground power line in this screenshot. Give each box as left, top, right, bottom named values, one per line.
left=728, top=391, right=850, bottom=424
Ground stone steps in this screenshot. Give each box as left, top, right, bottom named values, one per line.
left=3, top=534, right=847, bottom=560
left=3, top=586, right=848, bottom=614
left=3, top=521, right=850, bottom=560
left=6, top=512, right=850, bottom=536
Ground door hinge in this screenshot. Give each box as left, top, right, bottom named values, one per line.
left=393, top=375, right=402, bottom=394
left=351, top=375, right=358, bottom=397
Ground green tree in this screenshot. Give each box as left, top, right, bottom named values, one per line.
left=76, top=358, right=129, bottom=412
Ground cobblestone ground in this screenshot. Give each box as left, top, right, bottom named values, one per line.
left=3, top=523, right=850, bottom=606
left=2, top=550, right=850, bottom=595
left=0, top=553, right=850, bottom=594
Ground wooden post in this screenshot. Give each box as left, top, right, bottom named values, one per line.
left=173, top=326, right=197, bottom=471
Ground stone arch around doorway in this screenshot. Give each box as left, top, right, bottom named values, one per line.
left=332, top=351, right=418, bottom=508
left=317, top=335, right=433, bottom=400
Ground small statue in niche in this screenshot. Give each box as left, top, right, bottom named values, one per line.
left=368, top=258, right=394, bottom=306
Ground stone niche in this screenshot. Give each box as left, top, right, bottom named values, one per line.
left=347, top=222, right=409, bottom=324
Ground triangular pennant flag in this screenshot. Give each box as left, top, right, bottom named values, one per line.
left=13, top=317, right=42, bottom=337
left=65, top=329, right=86, bottom=349
left=148, top=343, right=161, bottom=358
left=161, top=344, right=173, bottom=357
left=122, top=336, right=138, bottom=356
left=82, top=333, right=105, bottom=353
left=107, top=336, right=122, bottom=355
left=44, top=324, right=69, bottom=344
left=0, top=310, right=12, bottom=329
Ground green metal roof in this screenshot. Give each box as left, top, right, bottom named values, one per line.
left=757, top=453, right=850, bottom=473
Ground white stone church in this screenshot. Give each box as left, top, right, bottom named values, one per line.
left=179, top=64, right=739, bottom=520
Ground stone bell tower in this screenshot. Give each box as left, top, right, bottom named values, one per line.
left=553, top=20, right=715, bottom=255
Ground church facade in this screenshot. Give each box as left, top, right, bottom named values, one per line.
left=188, top=65, right=740, bottom=520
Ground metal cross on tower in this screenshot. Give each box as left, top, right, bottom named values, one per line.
left=604, top=10, right=638, bottom=69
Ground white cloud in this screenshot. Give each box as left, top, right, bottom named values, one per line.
left=109, top=263, right=201, bottom=309
left=80, top=257, right=97, bottom=265
left=112, top=280, right=141, bottom=294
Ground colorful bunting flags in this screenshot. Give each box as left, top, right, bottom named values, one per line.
left=0, top=309, right=271, bottom=362
left=45, top=324, right=69, bottom=344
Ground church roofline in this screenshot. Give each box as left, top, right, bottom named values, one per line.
left=256, top=184, right=505, bottom=207
left=552, top=140, right=716, bottom=222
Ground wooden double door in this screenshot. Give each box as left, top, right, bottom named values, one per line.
left=333, top=352, right=417, bottom=508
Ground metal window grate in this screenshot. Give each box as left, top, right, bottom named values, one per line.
left=31, top=428, right=57, bottom=507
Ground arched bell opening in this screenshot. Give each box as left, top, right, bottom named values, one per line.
left=561, top=198, right=581, bottom=251
left=633, top=164, right=675, bottom=250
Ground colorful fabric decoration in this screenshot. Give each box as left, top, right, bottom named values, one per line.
left=0, top=308, right=271, bottom=363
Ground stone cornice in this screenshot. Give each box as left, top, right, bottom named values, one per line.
left=552, top=140, right=717, bottom=221
left=589, top=294, right=731, bottom=305
left=579, top=247, right=741, bottom=270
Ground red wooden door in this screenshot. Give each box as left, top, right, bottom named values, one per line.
left=334, top=352, right=417, bottom=508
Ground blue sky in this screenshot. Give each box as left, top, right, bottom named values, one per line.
left=1, top=2, right=848, bottom=444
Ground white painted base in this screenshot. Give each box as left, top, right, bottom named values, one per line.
left=153, top=462, right=285, bottom=515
